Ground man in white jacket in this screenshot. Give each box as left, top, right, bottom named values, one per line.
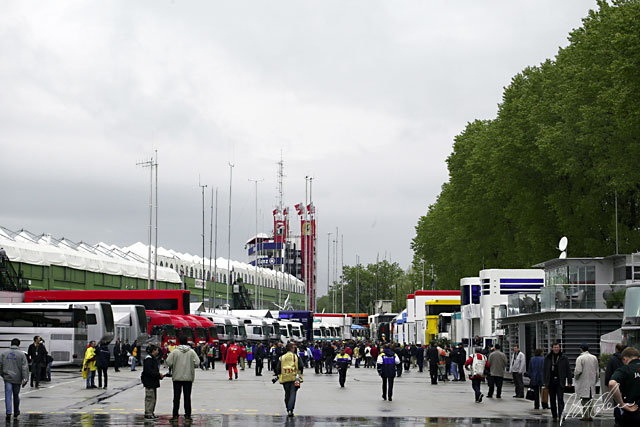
left=511, top=345, right=526, bottom=398
left=574, top=343, right=599, bottom=421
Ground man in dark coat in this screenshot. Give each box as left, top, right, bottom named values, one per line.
left=416, top=345, right=425, bottom=372
left=141, top=344, right=164, bottom=420
left=543, top=342, right=573, bottom=422
left=27, top=336, right=47, bottom=388
left=254, top=343, right=265, bottom=376
left=123, top=340, right=131, bottom=368
left=274, top=342, right=286, bottom=375
left=455, top=343, right=467, bottom=381
left=95, top=341, right=110, bottom=389
left=426, top=343, right=440, bottom=385
left=604, top=343, right=625, bottom=386
left=113, top=339, right=122, bottom=372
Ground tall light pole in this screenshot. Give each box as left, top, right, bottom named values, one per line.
left=154, top=150, right=158, bottom=290
left=209, top=187, right=214, bottom=310
left=304, top=176, right=308, bottom=311
left=213, top=187, right=218, bottom=310
left=341, top=234, right=344, bottom=314
left=199, top=179, right=207, bottom=306
left=136, top=156, right=154, bottom=289
left=227, top=162, right=234, bottom=307
left=327, top=232, right=332, bottom=312
left=356, top=254, right=360, bottom=320
left=421, top=260, right=425, bottom=291
left=249, top=178, right=263, bottom=309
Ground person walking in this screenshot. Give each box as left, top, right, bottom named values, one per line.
left=254, top=343, right=264, bottom=376
left=334, top=348, right=352, bottom=388
left=456, top=343, right=467, bottom=382
left=574, top=343, right=599, bottom=422
left=131, top=340, right=139, bottom=371
left=0, top=338, right=29, bottom=421
left=426, top=343, right=440, bottom=385
left=239, top=343, right=247, bottom=371
left=410, top=344, right=418, bottom=369
left=82, top=341, right=97, bottom=389
left=141, top=344, right=164, bottom=421
left=246, top=344, right=254, bottom=369
left=274, top=342, right=286, bottom=375
left=444, top=345, right=451, bottom=381
left=275, top=342, right=304, bottom=417
left=40, top=339, right=53, bottom=382
left=370, top=344, right=379, bottom=369
left=416, top=344, right=425, bottom=373
left=123, top=340, right=131, bottom=369
left=353, top=345, right=360, bottom=368
left=486, top=344, right=508, bottom=398
left=543, top=342, right=573, bottom=422
left=376, top=344, right=400, bottom=401
left=364, top=344, right=372, bottom=368
left=464, top=347, right=488, bottom=403
left=113, top=339, right=122, bottom=372
left=394, top=344, right=403, bottom=377
left=95, top=340, right=110, bottom=389
left=207, top=345, right=216, bottom=370
left=607, top=346, right=640, bottom=427
left=312, top=345, right=322, bottom=374
left=27, top=336, right=47, bottom=388
left=511, top=345, right=526, bottom=398
left=450, top=345, right=459, bottom=381
left=225, top=340, right=240, bottom=380
left=604, top=343, right=625, bottom=386
left=323, top=343, right=335, bottom=374
left=528, top=348, right=544, bottom=410
left=165, top=335, right=200, bottom=422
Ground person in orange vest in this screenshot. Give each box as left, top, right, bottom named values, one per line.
left=225, top=341, right=240, bottom=380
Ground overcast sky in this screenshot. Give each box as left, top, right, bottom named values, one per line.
left=0, top=0, right=597, bottom=295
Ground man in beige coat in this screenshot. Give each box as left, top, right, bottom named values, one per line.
left=166, top=335, right=200, bottom=422
left=574, top=343, right=599, bottom=421
left=487, top=344, right=508, bottom=398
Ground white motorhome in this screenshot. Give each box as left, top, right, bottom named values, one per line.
left=238, top=316, right=268, bottom=344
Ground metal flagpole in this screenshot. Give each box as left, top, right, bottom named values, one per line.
left=209, top=187, right=213, bottom=311
left=327, top=232, right=331, bottom=312
left=249, top=178, right=263, bottom=309
left=136, top=157, right=154, bottom=290
left=341, top=234, right=344, bottom=314
left=214, top=188, right=218, bottom=310
left=199, top=178, right=207, bottom=305
left=154, top=150, right=158, bottom=290
left=227, top=163, right=234, bottom=307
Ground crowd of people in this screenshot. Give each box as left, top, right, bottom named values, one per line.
left=2, top=335, right=639, bottom=425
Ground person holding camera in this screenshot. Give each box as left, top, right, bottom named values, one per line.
left=275, top=342, right=304, bottom=417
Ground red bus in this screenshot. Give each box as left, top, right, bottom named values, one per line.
left=24, top=290, right=191, bottom=315
left=189, top=315, right=218, bottom=347
left=147, top=310, right=177, bottom=349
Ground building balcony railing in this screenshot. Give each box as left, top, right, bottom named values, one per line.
left=507, top=293, right=540, bottom=316
left=540, top=284, right=625, bottom=311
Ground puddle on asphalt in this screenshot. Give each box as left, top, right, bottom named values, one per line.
left=8, top=414, right=612, bottom=426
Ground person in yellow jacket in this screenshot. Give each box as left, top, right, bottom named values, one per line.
left=82, top=341, right=97, bottom=389
left=275, top=342, right=304, bottom=417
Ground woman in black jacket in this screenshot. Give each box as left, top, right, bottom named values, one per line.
left=141, top=345, right=164, bottom=421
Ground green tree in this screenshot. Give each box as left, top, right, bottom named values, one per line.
left=411, top=0, right=640, bottom=289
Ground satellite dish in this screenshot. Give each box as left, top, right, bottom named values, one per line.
left=559, top=251, right=567, bottom=259
left=558, top=236, right=568, bottom=252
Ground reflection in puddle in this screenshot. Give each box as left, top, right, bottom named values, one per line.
left=12, top=414, right=610, bottom=426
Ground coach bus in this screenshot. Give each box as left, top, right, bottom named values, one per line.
left=111, top=305, right=148, bottom=345
left=0, top=303, right=88, bottom=366
left=24, top=289, right=191, bottom=315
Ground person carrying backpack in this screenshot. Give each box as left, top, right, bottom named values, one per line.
left=464, top=346, right=489, bottom=403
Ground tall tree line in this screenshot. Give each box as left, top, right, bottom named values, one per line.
left=411, top=0, right=640, bottom=290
